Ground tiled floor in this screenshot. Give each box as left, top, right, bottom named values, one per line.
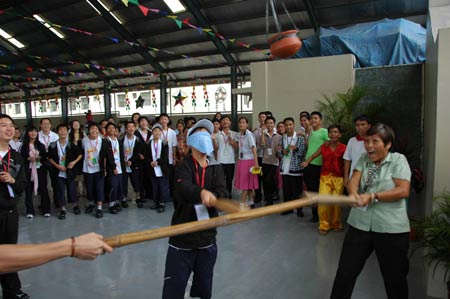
left=14, top=200, right=427, bottom=299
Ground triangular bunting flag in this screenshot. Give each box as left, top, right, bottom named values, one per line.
left=128, top=0, right=139, bottom=5
left=138, top=5, right=149, bottom=16
left=121, top=0, right=129, bottom=7
left=174, top=19, right=182, bottom=29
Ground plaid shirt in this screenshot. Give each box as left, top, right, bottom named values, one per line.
left=278, top=134, right=306, bottom=175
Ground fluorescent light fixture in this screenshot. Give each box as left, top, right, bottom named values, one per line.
left=0, top=27, right=25, bottom=48
left=86, top=0, right=123, bottom=24
left=33, top=14, right=65, bottom=39
left=0, top=28, right=12, bottom=39
left=164, top=0, right=186, bottom=13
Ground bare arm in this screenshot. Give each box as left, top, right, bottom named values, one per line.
left=343, top=160, right=351, bottom=187
left=300, top=146, right=322, bottom=168
left=0, top=233, right=112, bottom=274
left=357, top=178, right=410, bottom=206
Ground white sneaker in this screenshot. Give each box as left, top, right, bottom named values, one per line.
left=44, top=213, right=51, bottom=217
left=26, top=214, right=34, bottom=219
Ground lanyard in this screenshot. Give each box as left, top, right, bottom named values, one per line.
left=29, top=143, right=38, bottom=158
left=89, top=137, right=98, bottom=152
left=221, top=131, right=230, bottom=144
left=58, top=141, right=67, bottom=158
left=162, top=129, right=168, bottom=141
left=0, top=149, right=11, bottom=172
left=153, top=140, right=159, bottom=159
left=42, top=133, right=51, bottom=149
left=192, top=156, right=207, bottom=188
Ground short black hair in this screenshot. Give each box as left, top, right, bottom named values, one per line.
left=258, top=111, right=267, bottom=117
left=310, top=111, right=322, bottom=119
left=328, top=124, right=342, bottom=133
left=125, top=121, right=135, bottom=128
left=211, top=118, right=220, bottom=124
left=220, top=115, right=231, bottom=122
left=283, top=117, right=295, bottom=124
left=88, top=122, right=100, bottom=130
left=354, top=114, right=372, bottom=124
left=159, top=113, right=170, bottom=119
left=265, top=116, right=276, bottom=124
left=265, top=111, right=273, bottom=117
left=138, top=116, right=149, bottom=123
left=40, top=118, right=51, bottom=124
left=105, top=122, right=117, bottom=130
left=299, top=111, right=310, bottom=118
left=56, top=124, right=68, bottom=132
left=0, top=113, right=14, bottom=124
left=366, top=123, right=395, bottom=146
left=238, top=116, right=248, bottom=124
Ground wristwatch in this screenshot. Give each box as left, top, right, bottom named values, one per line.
left=371, top=192, right=379, bottom=203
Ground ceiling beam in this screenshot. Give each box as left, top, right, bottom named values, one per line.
left=87, top=0, right=165, bottom=74
left=181, top=0, right=236, bottom=67
left=303, top=0, right=320, bottom=32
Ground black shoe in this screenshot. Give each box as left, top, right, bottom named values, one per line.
left=157, top=204, right=165, bottom=213
left=58, top=210, right=67, bottom=220
left=137, top=202, right=144, bottom=208
left=73, top=206, right=81, bottom=215
left=109, top=206, right=118, bottom=214
left=14, top=290, right=30, bottom=299
left=115, top=202, right=122, bottom=212
left=280, top=210, right=293, bottom=216
left=150, top=203, right=159, bottom=210
left=297, top=209, right=304, bottom=218
left=254, top=196, right=262, bottom=204
left=265, top=201, right=273, bottom=206
left=95, top=209, right=103, bottom=218
left=121, top=201, right=129, bottom=208
left=85, top=204, right=95, bottom=214
left=310, top=217, right=319, bottom=223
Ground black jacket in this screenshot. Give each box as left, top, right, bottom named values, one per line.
left=169, top=155, right=228, bottom=249
left=20, top=141, right=47, bottom=171
left=0, top=149, right=26, bottom=210
left=82, top=137, right=115, bottom=175
left=135, top=128, right=152, bottom=144
left=47, top=140, right=83, bottom=180
left=146, top=139, right=170, bottom=177
left=120, top=136, right=144, bottom=171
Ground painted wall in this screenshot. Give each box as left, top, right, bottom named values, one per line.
left=250, top=54, right=355, bottom=125
left=423, top=2, right=450, bottom=297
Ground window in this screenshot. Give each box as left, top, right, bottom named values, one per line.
left=14, top=103, right=21, bottom=114
left=140, top=92, right=150, bottom=106
left=117, top=94, right=125, bottom=108
left=70, top=99, right=77, bottom=111
left=1, top=105, right=5, bottom=114
left=132, top=92, right=137, bottom=99
left=50, top=101, right=58, bottom=112
left=80, top=97, right=89, bottom=110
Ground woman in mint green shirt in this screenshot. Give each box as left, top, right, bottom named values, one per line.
left=331, top=123, right=411, bottom=299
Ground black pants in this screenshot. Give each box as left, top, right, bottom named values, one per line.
left=168, top=164, right=175, bottom=198
left=122, top=170, right=140, bottom=198
left=162, top=244, right=217, bottom=299
left=304, top=164, right=321, bottom=219
left=0, top=209, right=22, bottom=298
left=282, top=175, right=303, bottom=214
left=221, top=163, right=235, bottom=197
left=262, top=164, right=278, bottom=204
left=330, top=226, right=409, bottom=299
left=254, top=157, right=263, bottom=202
left=140, top=164, right=152, bottom=200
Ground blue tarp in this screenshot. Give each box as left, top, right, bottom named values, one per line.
left=293, top=18, right=426, bottom=67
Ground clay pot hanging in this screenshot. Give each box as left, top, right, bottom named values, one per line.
left=266, top=0, right=302, bottom=59
left=268, top=29, right=302, bottom=58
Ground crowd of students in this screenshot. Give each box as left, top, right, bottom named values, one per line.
left=2, top=110, right=414, bottom=299
left=8, top=110, right=375, bottom=235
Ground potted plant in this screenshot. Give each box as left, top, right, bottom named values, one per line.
left=411, top=192, right=450, bottom=298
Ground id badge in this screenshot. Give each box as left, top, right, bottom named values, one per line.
left=267, top=148, right=273, bottom=156
left=91, top=157, right=98, bottom=165
left=194, top=204, right=210, bottom=221
left=7, top=184, right=15, bottom=198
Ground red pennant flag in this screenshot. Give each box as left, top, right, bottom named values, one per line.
left=26, top=67, right=33, bottom=72
left=139, top=5, right=149, bottom=16
left=182, top=18, right=190, bottom=25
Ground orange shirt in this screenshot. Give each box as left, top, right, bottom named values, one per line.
left=320, top=143, right=346, bottom=177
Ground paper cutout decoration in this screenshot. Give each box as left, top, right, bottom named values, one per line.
left=173, top=90, right=187, bottom=107
left=135, top=95, right=145, bottom=109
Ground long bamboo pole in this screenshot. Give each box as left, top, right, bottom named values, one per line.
left=104, top=193, right=356, bottom=248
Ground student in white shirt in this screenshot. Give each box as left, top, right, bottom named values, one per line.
left=148, top=124, right=170, bottom=213
left=158, top=113, right=178, bottom=196
left=38, top=118, right=59, bottom=216
left=9, top=128, right=22, bottom=152
left=82, top=122, right=115, bottom=219
left=343, top=115, right=372, bottom=187
left=213, top=115, right=238, bottom=196
left=235, top=117, right=260, bottom=207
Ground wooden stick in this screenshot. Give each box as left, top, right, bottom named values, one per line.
left=213, top=199, right=250, bottom=214
left=104, top=193, right=356, bottom=248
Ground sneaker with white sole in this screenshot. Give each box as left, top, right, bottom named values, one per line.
left=44, top=213, right=51, bottom=217
left=26, top=214, right=34, bottom=219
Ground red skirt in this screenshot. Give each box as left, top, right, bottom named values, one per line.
left=234, top=159, right=259, bottom=190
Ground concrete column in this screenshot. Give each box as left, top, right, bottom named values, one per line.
left=160, top=74, right=167, bottom=114
left=104, top=79, right=111, bottom=119
left=60, top=86, right=68, bottom=124
left=231, top=66, right=238, bottom=131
